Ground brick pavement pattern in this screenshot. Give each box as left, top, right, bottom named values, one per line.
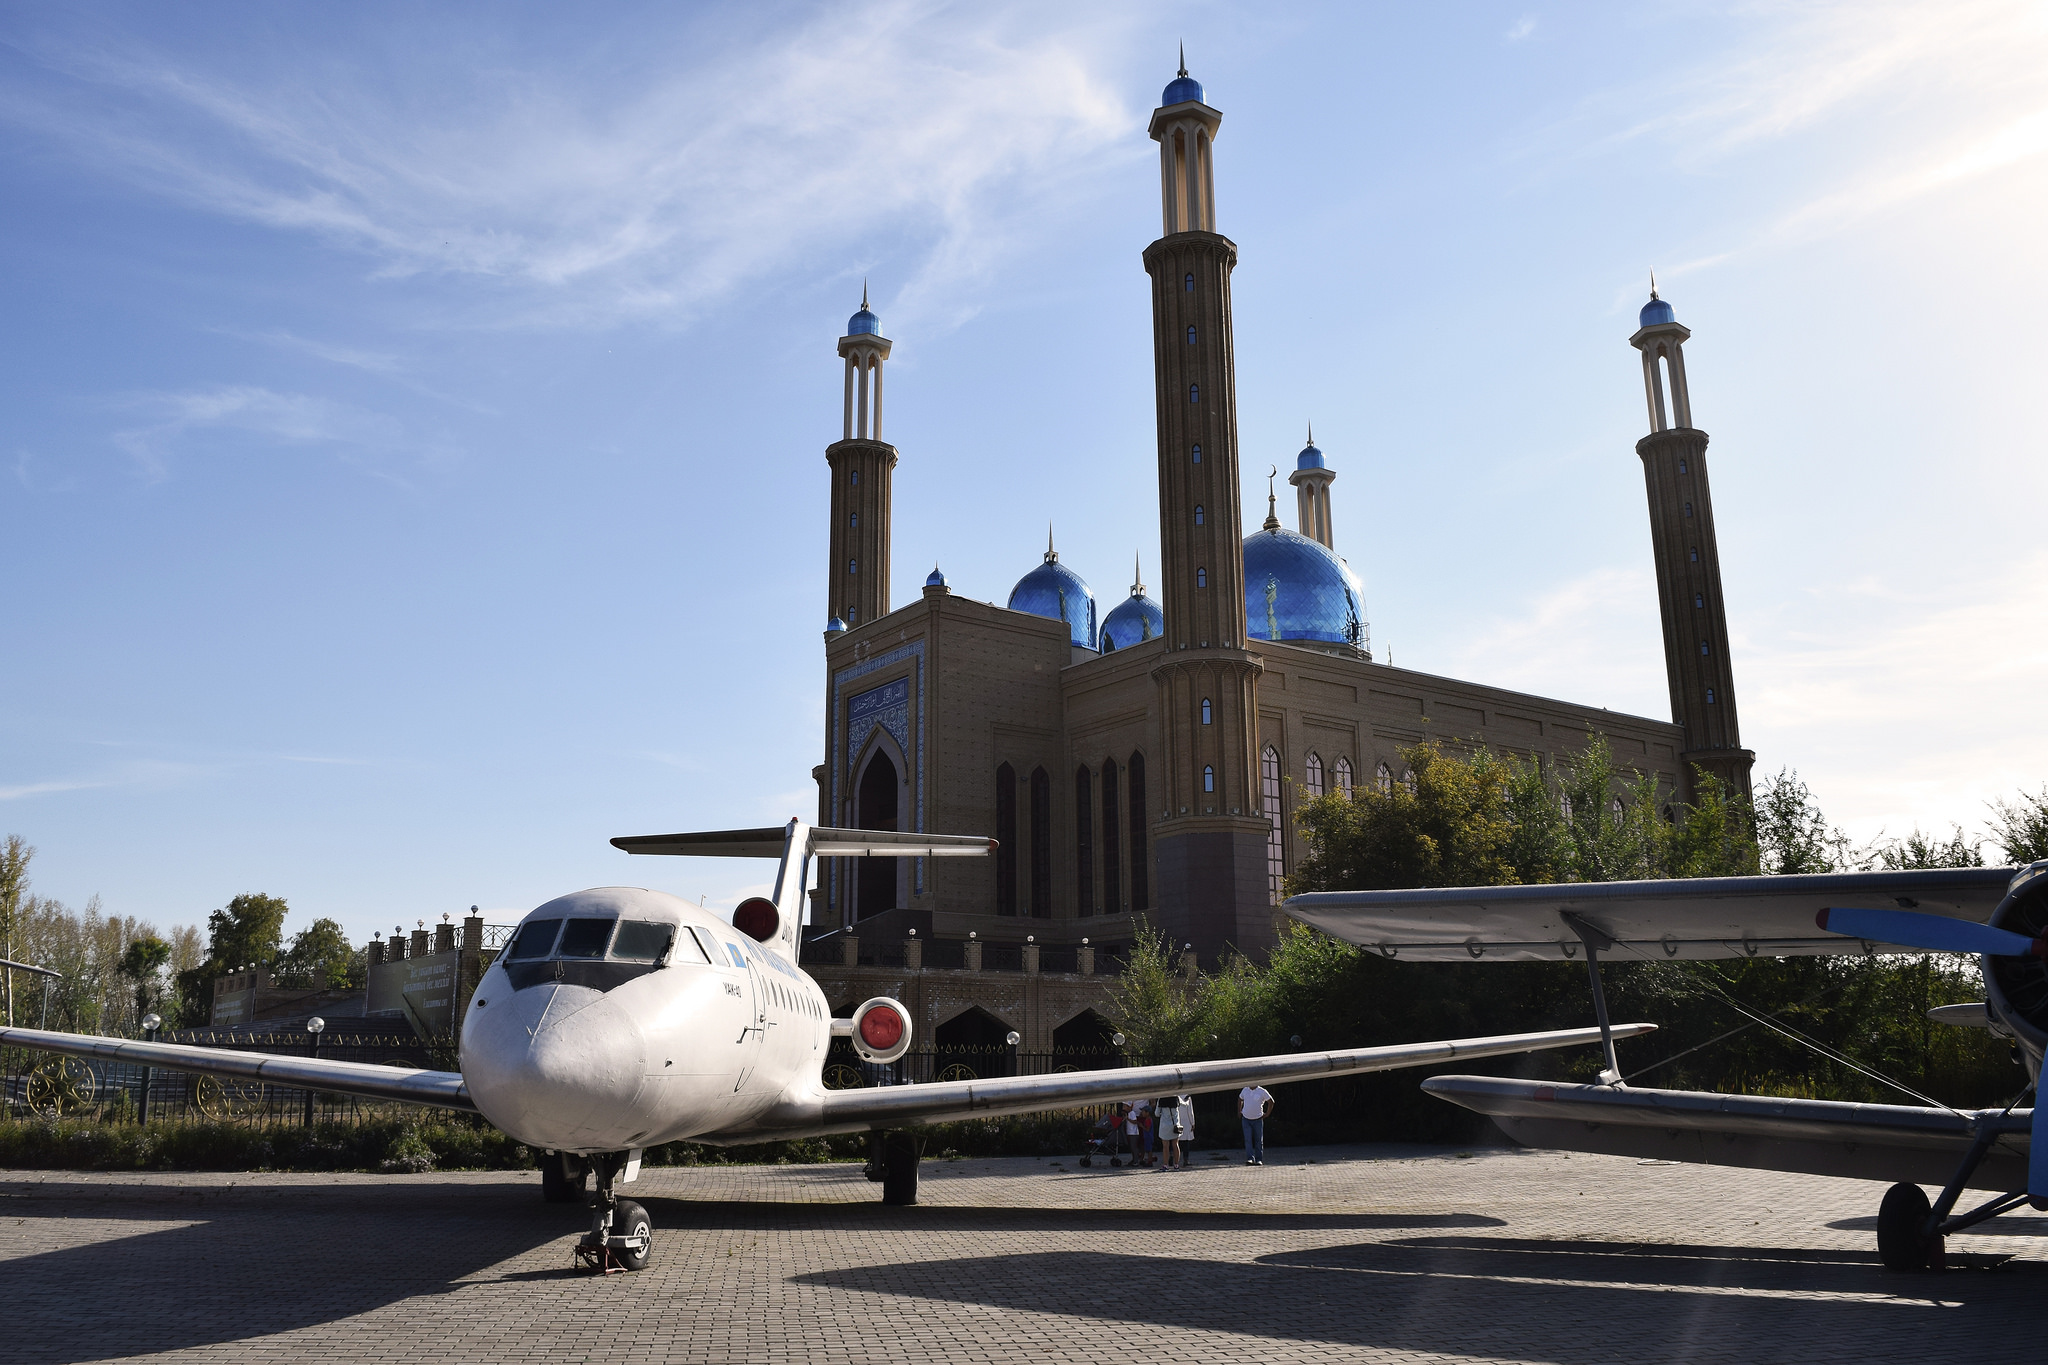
left=2, top=1143, right=2041, bottom=1364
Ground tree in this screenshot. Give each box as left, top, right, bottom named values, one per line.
left=1753, top=769, right=1847, bottom=874
left=1875, top=827, right=1984, bottom=871
left=275, top=918, right=362, bottom=990
left=1988, top=786, right=2048, bottom=864
left=118, top=935, right=173, bottom=1019
left=1, top=834, right=32, bottom=1026
left=173, top=893, right=291, bottom=1027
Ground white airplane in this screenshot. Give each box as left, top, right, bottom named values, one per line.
left=0, top=820, right=1646, bottom=1271
left=1286, top=861, right=2047, bottom=1272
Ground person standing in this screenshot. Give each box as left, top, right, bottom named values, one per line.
left=1238, top=1084, right=1274, bottom=1165
left=1157, top=1093, right=1193, bottom=1170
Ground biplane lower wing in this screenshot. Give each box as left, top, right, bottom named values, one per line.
left=1423, top=1074, right=2031, bottom=1192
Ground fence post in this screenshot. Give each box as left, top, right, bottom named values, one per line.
left=964, top=936, right=983, bottom=972
left=1023, top=938, right=1040, bottom=974
left=903, top=934, right=922, bottom=970
left=840, top=934, right=860, bottom=967
left=1078, top=944, right=1095, bottom=976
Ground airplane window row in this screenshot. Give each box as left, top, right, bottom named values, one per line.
left=505, top=916, right=700, bottom=965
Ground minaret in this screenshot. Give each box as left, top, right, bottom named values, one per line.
left=825, top=288, right=895, bottom=629
left=1630, top=284, right=1753, bottom=803
left=1287, top=424, right=1335, bottom=548
left=1144, top=60, right=1273, bottom=960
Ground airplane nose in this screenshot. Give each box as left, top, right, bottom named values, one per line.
left=462, top=985, right=648, bottom=1150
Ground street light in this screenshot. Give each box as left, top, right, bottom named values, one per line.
left=138, top=1013, right=163, bottom=1124
left=304, top=1016, right=326, bottom=1127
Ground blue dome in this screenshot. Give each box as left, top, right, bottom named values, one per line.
left=1100, top=588, right=1164, bottom=652
left=1162, top=74, right=1203, bottom=106
left=1008, top=554, right=1098, bottom=649
left=1296, top=441, right=1325, bottom=471
left=1639, top=295, right=1675, bottom=327
left=825, top=616, right=847, bottom=635
left=1243, top=525, right=1368, bottom=650
left=847, top=306, right=881, bottom=336
left=926, top=565, right=947, bottom=588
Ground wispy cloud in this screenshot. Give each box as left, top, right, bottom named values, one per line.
left=0, top=777, right=113, bottom=801
left=1504, top=15, right=1537, bottom=44
left=109, top=383, right=438, bottom=482
left=4, top=2, right=1141, bottom=333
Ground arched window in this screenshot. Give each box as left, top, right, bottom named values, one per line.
left=846, top=606, right=857, bottom=625
left=1261, top=746, right=1284, bottom=900
left=1700, top=640, right=1711, bottom=656
left=994, top=763, right=1017, bottom=916
left=1305, top=752, right=1324, bottom=797
left=1402, top=769, right=1417, bottom=795
left=1610, top=797, right=1624, bottom=825
left=1200, top=698, right=1212, bottom=725
left=1695, top=592, right=1703, bottom=608
left=1684, top=501, right=1694, bottom=518
left=1101, top=759, right=1121, bottom=913
left=1192, top=443, right=1202, bottom=463
left=1194, top=505, right=1205, bottom=525
left=1189, top=383, right=1199, bottom=403
left=1127, top=752, right=1149, bottom=909
left=849, top=512, right=858, bottom=527
left=848, top=559, right=856, bottom=574
left=1196, top=567, right=1207, bottom=588
left=1334, top=756, right=1353, bottom=797
left=1074, top=767, right=1094, bottom=916
left=1706, top=687, right=1716, bottom=703
left=851, top=470, right=859, bottom=486
left=1186, top=325, right=1197, bottom=344
left=1376, top=762, right=1393, bottom=793
left=1029, top=767, right=1051, bottom=918
left=1184, top=272, right=1194, bottom=292
left=1690, top=546, right=1699, bottom=562
left=1678, top=458, right=1688, bottom=474
left=1202, top=766, right=1215, bottom=793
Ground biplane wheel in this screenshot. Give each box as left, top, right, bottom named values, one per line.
left=1877, top=1182, right=1941, bottom=1271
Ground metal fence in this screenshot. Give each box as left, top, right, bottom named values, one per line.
left=1, top=1031, right=453, bottom=1128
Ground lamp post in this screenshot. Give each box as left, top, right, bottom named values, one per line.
left=137, top=1012, right=162, bottom=1124
left=303, top=1016, right=326, bottom=1127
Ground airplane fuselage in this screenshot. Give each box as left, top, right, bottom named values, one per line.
left=459, top=887, right=834, bottom=1153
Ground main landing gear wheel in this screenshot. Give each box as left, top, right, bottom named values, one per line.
left=611, top=1200, right=652, bottom=1272
left=541, top=1152, right=589, bottom=1204
left=880, top=1130, right=921, bottom=1206
left=1877, top=1182, right=1944, bottom=1272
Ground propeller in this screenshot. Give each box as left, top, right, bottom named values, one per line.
left=1818, top=906, right=2048, bottom=1202
left=1815, top=907, right=2047, bottom=959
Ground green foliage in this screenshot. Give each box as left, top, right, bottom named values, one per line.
left=275, top=918, right=363, bottom=990
left=1754, top=769, right=1848, bottom=873
left=117, top=936, right=172, bottom=1018
left=0, top=835, right=32, bottom=1025
left=1988, top=786, right=2048, bottom=864
left=0, top=1114, right=532, bottom=1173
left=1876, top=827, right=1984, bottom=870
left=174, top=892, right=292, bottom=1026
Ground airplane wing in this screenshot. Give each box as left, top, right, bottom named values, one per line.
left=0, top=1026, right=475, bottom=1112
left=726, top=1023, right=1655, bottom=1141
left=612, top=825, right=995, bottom=859
left=1420, top=1074, right=2031, bottom=1192
left=1284, top=866, right=2018, bottom=962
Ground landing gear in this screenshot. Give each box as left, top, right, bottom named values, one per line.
left=541, top=1151, right=589, bottom=1204
left=573, top=1151, right=652, bottom=1273
left=1878, top=1183, right=1942, bottom=1272
left=878, top=1130, right=921, bottom=1206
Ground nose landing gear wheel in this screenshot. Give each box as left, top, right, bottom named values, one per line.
left=573, top=1152, right=652, bottom=1272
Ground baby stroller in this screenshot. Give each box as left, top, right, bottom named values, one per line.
left=1078, top=1110, right=1128, bottom=1167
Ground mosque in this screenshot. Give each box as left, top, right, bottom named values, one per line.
left=804, top=64, right=1752, bottom=968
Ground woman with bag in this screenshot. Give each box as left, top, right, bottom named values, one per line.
left=1157, top=1093, right=1194, bottom=1170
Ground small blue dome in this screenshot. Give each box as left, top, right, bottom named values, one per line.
left=1008, top=553, right=1097, bottom=649
left=1162, top=73, right=1203, bottom=106
left=1100, top=587, right=1164, bottom=652
left=1639, top=295, right=1675, bottom=327
left=1296, top=441, right=1325, bottom=471
left=1243, top=525, right=1368, bottom=650
left=825, top=616, right=847, bottom=635
left=847, top=306, right=881, bottom=336
left=926, top=566, right=947, bottom=588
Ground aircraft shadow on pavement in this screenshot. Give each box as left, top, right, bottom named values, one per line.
left=0, top=1178, right=586, bottom=1365
left=1828, top=1214, right=2048, bottom=1238
left=792, top=1235, right=2046, bottom=1360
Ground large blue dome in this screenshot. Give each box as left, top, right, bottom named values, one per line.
left=1100, top=587, right=1164, bottom=652
left=1296, top=440, right=1325, bottom=471
left=1639, top=295, right=1675, bottom=327
left=1243, top=525, right=1367, bottom=651
left=1162, top=73, right=1203, bottom=106
left=847, top=305, right=881, bottom=336
left=1008, top=553, right=1098, bottom=649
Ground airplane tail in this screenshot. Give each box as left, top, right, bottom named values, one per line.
left=612, top=821, right=995, bottom=960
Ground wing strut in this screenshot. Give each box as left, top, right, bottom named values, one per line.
left=1563, top=911, right=1622, bottom=1086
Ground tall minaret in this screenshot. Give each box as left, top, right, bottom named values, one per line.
left=1144, top=60, right=1273, bottom=960
left=1630, top=286, right=1753, bottom=802
left=1287, top=424, right=1335, bottom=548
left=825, top=290, right=895, bottom=629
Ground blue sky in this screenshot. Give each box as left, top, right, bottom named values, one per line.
left=6, top=2, right=2047, bottom=948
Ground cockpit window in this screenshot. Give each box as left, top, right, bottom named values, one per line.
left=612, top=921, right=675, bottom=961
left=508, top=919, right=561, bottom=960
left=557, top=917, right=617, bottom=959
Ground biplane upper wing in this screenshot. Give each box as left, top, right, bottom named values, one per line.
left=1284, top=866, right=2019, bottom=963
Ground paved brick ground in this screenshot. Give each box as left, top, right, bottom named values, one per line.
left=2, top=1143, right=2041, bottom=1364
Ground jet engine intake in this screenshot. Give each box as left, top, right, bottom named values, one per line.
left=849, top=997, right=913, bottom=1064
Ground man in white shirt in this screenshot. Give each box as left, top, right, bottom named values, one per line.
left=1239, top=1084, right=1274, bottom=1166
